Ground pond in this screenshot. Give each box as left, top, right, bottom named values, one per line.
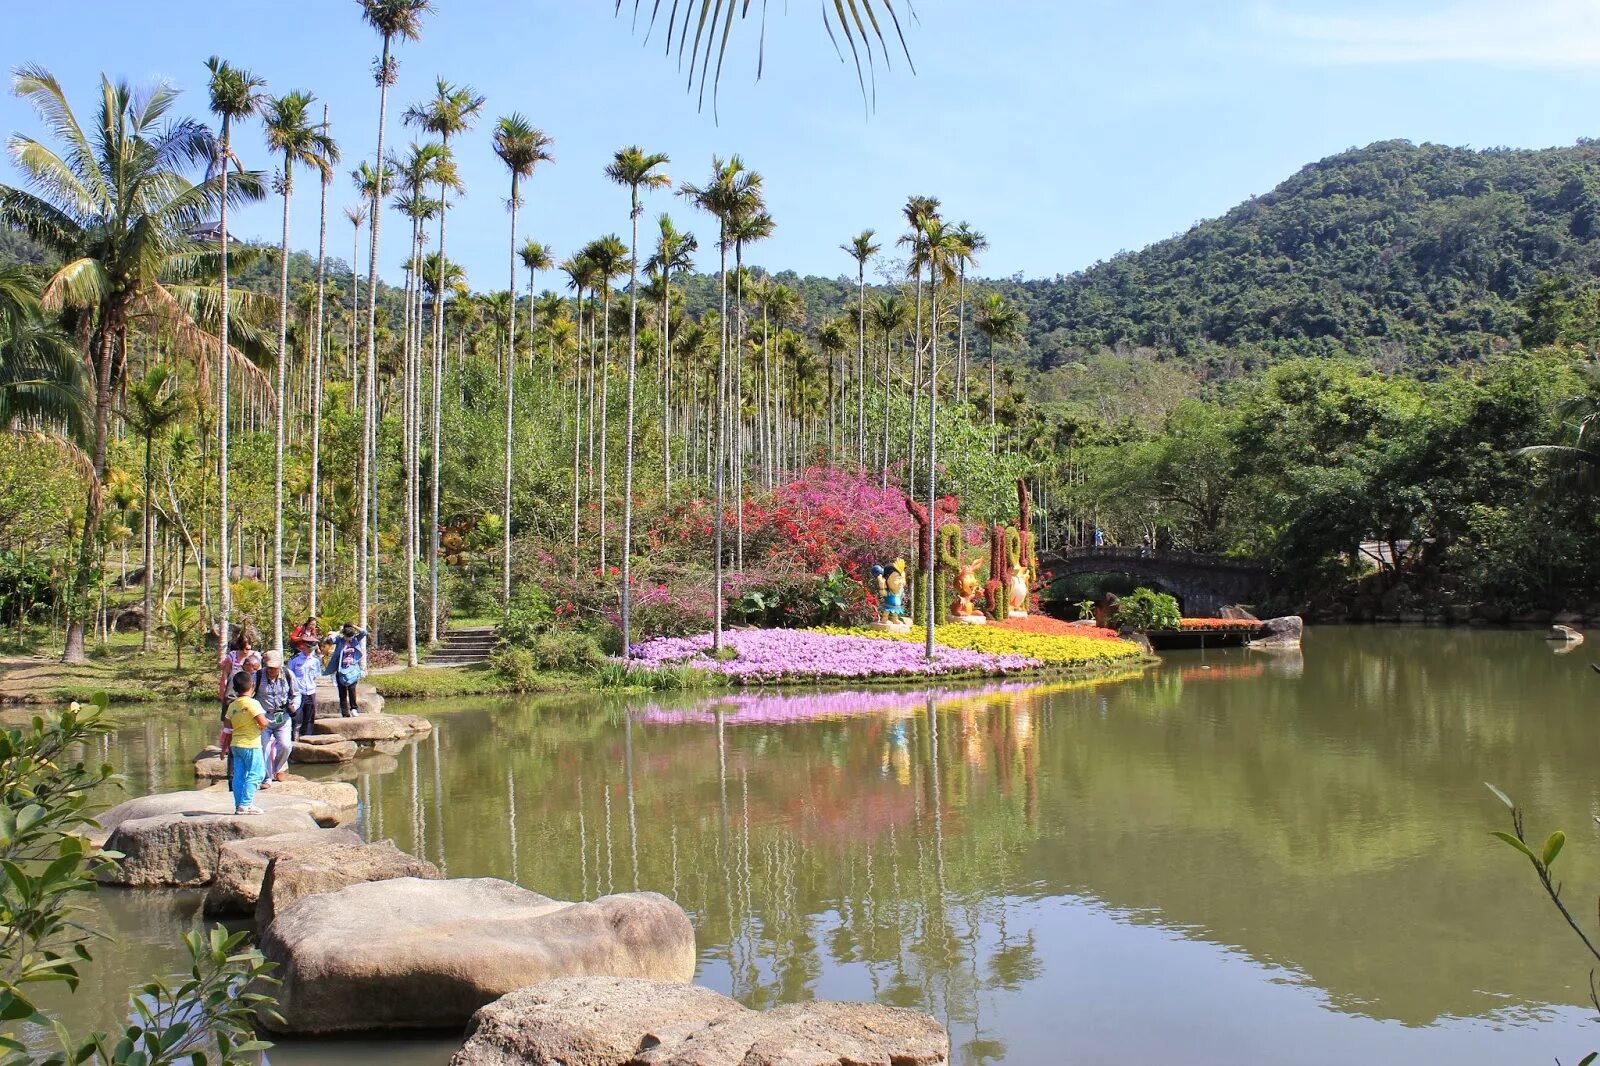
left=37, top=626, right=1600, bottom=1064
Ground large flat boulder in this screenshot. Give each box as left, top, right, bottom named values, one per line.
left=291, top=734, right=358, bottom=763
left=259, top=879, right=696, bottom=1035
left=200, top=777, right=358, bottom=819
left=256, top=839, right=441, bottom=929
left=194, top=746, right=228, bottom=781
left=449, top=977, right=949, bottom=1066
left=1250, top=614, right=1303, bottom=650
left=203, top=829, right=362, bottom=916
left=94, top=788, right=340, bottom=845
left=99, top=808, right=321, bottom=887
left=308, top=710, right=425, bottom=742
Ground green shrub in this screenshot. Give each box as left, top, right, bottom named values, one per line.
left=490, top=631, right=605, bottom=690
left=489, top=646, right=541, bottom=692
left=1115, top=587, right=1182, bottom=631
left=498, top=584, right=556, bottom=647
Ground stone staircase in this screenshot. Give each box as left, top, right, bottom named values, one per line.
left=427, top=625, right=497, bottom=668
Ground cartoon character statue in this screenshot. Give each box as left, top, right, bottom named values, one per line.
left=952, top=559, right=987, bottom=624
left=1009, top=565, right=1031, bottom=617
left=873, top=559, right=911, bottom=631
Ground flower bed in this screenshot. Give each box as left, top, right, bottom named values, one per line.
left=1176, top=618, right=1262, bottom=632
left=814, top=623, right=1145, bottom=668
left=993, top=614, right=1122, bottom=641
left=628, top=628, right=1040, bottom=685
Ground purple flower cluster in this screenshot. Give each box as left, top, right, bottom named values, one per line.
left=628, top=628, right=1040, bottom=685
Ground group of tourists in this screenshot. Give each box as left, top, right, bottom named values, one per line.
left=218, top=618, right=367, bottom=816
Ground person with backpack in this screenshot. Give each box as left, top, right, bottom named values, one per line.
left=328, top=623, right=366, bottom=717
left=256, top=650, right=297, bottom=784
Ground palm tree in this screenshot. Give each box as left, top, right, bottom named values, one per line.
left=646, top=214, right=697, bottom=501
left=726, top=200, right=772, bottom=569
left=125, top=367, right=190, bottom=650
left=1, top=67, right=266, bottom=662
left=561, top=252, right=596, bottom=571
left=630, top=0, right=914, bottom=113
left=868, top=291, right=909, bottom=491
left=307, top=105, right=340, bottom=621
left=0, top=265, right=84, bottom=440
left=679, top=156, right=755, bottom=653
left=605, top=147, right=671, bottom=658
left=898, top=195, right=939, bottom=495
left=491, top=113, right=554, bottom=606
left=973, top=292, right=1024, bottom=452
left=918, top=216, right=961, bottom=660
left=842, top=229, right=879, bottom=469
left=518, top=239, right=553, bottom=368
left=952, top=222, right=988, bottom=405
left=405, top=79, right=483, bottom=642
left=581, top=234, right=630, bottom=576
left=263, top=90, right=337, bottom=653
left=163, top=600, right=202, bottom=670
left=357, top=0, right=432, bottom=647
left=205, top=55, right=267, bottom=655
left=343, top=202, right=367, bottom=371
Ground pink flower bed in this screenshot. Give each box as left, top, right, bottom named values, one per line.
left=629, top=628, right=1039, bottom=685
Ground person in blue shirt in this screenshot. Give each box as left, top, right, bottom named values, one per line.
left=287, top=642, right=323, bottom=738
left=327, top=623, right=366, bottom=717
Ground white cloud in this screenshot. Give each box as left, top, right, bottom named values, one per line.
left=1254, top=0, right=1600, bottom=68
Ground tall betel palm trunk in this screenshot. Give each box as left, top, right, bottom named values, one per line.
left=357, top=0, right=431, bottom=654
left=206, top=56, right=266, bottom=653
left=491, top=114, right=554, bottom=607
left=842, top=230, right=878, bottom=470
left=308, top=106, right=336, bottom=617
left=265, top=90, right=337, bottom=653
left=606, top=147, right=671, bottom=657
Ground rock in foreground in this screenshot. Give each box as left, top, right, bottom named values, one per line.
left=99, top=808, right=321, bottom=887
left=202, top=828, right=362, bottom=916
left=290, top=734, right=359, bottom=763
left=256, top=838, right=440, bottom=929
left=259, top=878, right=696, bottom=1034
left=94, top=788, right=341, bottom=843
left=451, top=977, right=949, bottom=1066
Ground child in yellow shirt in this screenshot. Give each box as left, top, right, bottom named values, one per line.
left=223, top=671, right=271, bottom=815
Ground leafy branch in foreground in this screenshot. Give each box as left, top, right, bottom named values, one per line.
left=0, top=696, right=279, bottom=1065
left=1485, top=782, right=1600, bottom=1066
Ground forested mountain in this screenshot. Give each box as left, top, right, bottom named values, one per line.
left=10, top=139, right=1600, bottom=375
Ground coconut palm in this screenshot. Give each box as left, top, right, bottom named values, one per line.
left=125, top=367, right=190, bottom=650
left=357, top=0, right=432, bottom=645
left=1, top=67, right=267, bottom=662
left=973, top=292, right=1024, bottom=452
left=405, top=79, right=483, bottom=641
left=605, top=147, right=671, bottom=657
left=581, top=234, right=631, bottom=576
left=205, top=55, right=267, bottom=654
left=0, top=265, right=84, bottom=440
left=491, top=113, right=554, bottom=606
left=263, top=90, right=337, bottom=653
left=842, top=229, right=879, bottom=468
left=918, top=216, right=962, bottom=660
left=679, top=156, right=756, bottom=652
left=646, top=215, right=697, bottom=501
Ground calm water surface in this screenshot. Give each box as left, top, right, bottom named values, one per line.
left=43, top=626, right=1600, bottom=1064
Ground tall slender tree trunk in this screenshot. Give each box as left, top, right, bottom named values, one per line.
left=732, top=246, right=745, bottom=573
left=428, top=159, right=450, bottom=643
left=360, top=37, right=395, bottom=657
left=856, top=263, right=866, bottom=468
left=402, top=215, right=420, bottom=665
left=661, top=278, right=673, bottom=502
left=880, top=327, right=891, bottom=493
left=310, top=108, right=331, bottom=618
left=217, top=119, right=235, bottom=653
left=271, top=155, right=294, bottom=653
left=140, top=433, right=154, bottom=651
left=989, top=333, right=998, bottom=454
left=925, top=285, right=939, bottom=661
left=501, top=175, right=520, bottom=606
left=571, top=289, right=583, bottom=577
left=712, top=227, right=727, bottom=654
left=620, top=191, right=642, bottom=657
left=908, top=267, right=922, bottom=495
left=599, top=287, right=611, bottom=575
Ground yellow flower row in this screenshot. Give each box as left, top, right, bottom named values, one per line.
left=813, top=624, right=1145, bottom=666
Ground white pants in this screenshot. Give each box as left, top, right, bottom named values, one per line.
left=265, top=718, right=294, bottom=778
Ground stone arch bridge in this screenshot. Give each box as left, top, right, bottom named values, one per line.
left=1037, top=547, right=1272, bottom=616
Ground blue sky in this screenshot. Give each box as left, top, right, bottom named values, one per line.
left=6, top=0, right=1600, bottom=291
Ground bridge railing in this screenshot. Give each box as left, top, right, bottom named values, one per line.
left=1039, top=546, right=1268, bottom=573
